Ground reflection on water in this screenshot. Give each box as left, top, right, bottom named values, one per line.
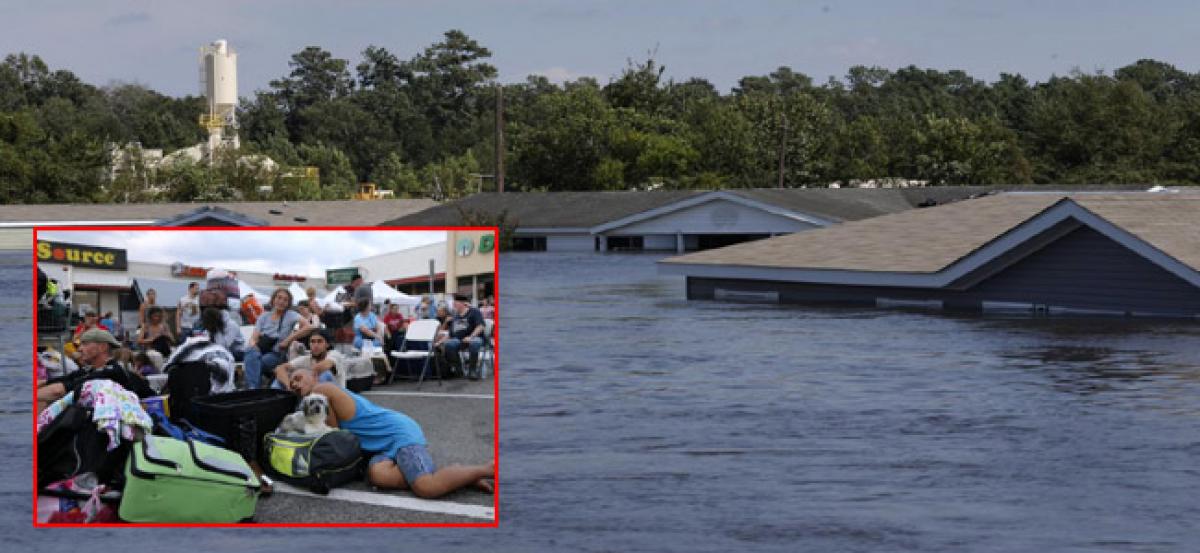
left=4, top=251, right=1200, bottom=551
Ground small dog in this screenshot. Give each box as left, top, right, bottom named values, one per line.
left=278, top=393, right=334, bottom=436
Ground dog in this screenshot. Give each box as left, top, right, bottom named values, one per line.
left=277, top=393, right=334, bottom=436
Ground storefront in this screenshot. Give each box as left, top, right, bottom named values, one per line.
left=36, top=238, right=326, bottom=337
left=352, top=242, right=447, bottom=296
left=445, top=230, right=497, bottom=303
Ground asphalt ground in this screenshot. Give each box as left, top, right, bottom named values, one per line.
left=252, top=368, right=497, bottom=525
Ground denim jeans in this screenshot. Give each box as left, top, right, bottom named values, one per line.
left=243, top=347, right=282, bottom=389
left=443, top=337, right=483, bottom=367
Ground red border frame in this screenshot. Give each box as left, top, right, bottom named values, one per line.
left=32, top=225, right=500, bottom=528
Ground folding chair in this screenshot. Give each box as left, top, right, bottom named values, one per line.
left=388, top=319, right=441, bottom=388
left=463, top=319, right=496, bottom=380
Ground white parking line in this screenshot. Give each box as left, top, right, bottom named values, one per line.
left=364, top=391, right=495, bottom=400
left=272, top=482, right=495, bottom=520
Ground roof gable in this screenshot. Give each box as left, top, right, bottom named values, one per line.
left=661, top=193, right=1200, bottom=290
left=157, top=206, right=269, bottom=226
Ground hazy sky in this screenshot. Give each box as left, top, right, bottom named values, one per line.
left=3, top=1, right=1198, bottom=98
left=37, top=230, right=445, bottom=277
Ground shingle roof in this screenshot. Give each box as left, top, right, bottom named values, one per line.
left=729, top=187, right=992, bottom=222
left=382, top=187, right=993, bottom=228
left=661, top=192, right=1200, bottom=273
left=0, top=199, right=438, bottom=227
left=381, top=190, right=703, bottom=228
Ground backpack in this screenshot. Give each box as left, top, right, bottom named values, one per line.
left=263, top=430, right=363, bottom=494
left=37, top=403, right=130, bottom=489
left=165, top=361, right=217, bottom=424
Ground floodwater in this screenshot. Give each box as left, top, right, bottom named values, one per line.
left=6, top=251, right=1200, bottom=552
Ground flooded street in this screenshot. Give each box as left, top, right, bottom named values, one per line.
left=7, top=251, right=1200, bottom=551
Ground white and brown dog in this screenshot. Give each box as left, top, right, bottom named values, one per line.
left=278, top=393, right=334, bottom=436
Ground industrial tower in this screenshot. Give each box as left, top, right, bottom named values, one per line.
left=199, top=40, right=239, bottom=155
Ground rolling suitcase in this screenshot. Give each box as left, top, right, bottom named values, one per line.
left=119, top=435, right=259, bottom=523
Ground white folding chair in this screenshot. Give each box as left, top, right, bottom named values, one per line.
left=388, top=319, right=441, bottom=388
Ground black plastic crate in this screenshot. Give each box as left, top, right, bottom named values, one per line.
left=189, top=389, right=297, bottom=463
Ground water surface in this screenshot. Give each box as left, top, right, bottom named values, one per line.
left=6, top=252, right=1199, bottom=552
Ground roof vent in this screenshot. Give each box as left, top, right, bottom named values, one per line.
left=293, top=217, right=308, bottom=223
left=269, top=209, right=283, bottom=215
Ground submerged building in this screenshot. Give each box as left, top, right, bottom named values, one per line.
left=384, top=187, right=991, bottom=252
left=659, top=192, right=1200, bottom=318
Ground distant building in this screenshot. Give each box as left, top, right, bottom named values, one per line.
left=0, top=199, right=438, bottom=250
left=384, top=187, right=992, bottom=253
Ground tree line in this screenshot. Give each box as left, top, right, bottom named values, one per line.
left=3, top=30, right=1200, bottom=203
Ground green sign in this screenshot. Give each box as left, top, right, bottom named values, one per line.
left=326, top=267, right=358, bottom=285
left=478, top=234, right=495, bottom=254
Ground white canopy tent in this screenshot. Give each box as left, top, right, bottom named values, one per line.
left=237, top=280, right=267, bottom=301
left=321, top=286, right=344, bottom=306
left=370, top=280, right=419, bottom=306
left=288, top=282, right=308, bottom=305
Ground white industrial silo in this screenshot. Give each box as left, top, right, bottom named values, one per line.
left=199, top=39, right=239, bottom=153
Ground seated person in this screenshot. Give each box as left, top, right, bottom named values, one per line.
left=244, top=289, right=306, bottom=389
left=440, top=294, right=486, bottom=380
left=68, top=311, right=111, bottom=361
left=133, top=351, right=159, bottom=376
left=272, top=329, right=341, bottom=390
left=382, top=303, right=408, bottom=352
left=38, top=329, right=154, bottom=412
left=353, top=298, right=382, bottom=352
left=288, top=369, right=494, bottom=498
left=99, top=312, right=120, bottom=340
left=137, top=306, right=174, bottom=359
left=286, top=300, right=323, bottom=360
left=192, top=305, right=246, bottom=361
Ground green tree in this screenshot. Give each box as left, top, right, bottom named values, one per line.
left=298, top=142, right=355, bottom=197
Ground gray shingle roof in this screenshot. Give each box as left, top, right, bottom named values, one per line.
left=661, top=192, right=1200, bottom=273
left=381, top=190, right=703, bottom=228
left=382, top=187, right=994, bottom=229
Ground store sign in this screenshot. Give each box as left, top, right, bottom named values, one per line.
left=36, top=240, right=127, bottom=271
left=456, top=237, right=475, bottom=257
left=326, top=267, right=358, bottom=285
left=273, top=273, right=307, bottom=282
left=171, top=262, right=209, bottom=278
left=478, top=234, right=495, bottom=254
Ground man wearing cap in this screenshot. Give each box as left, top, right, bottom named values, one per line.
left=440, top=294, right=486, bottom=380
left=270, top=329, right=343, bottom=391
left=338, top=273, right=373, bottom=311
left=37, top=329, right=154, bottom=412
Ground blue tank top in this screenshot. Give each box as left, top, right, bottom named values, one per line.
left=339, top=390, right=426, bottom=457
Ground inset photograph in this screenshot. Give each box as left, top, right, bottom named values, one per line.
left=34, top=228, right=498, bottom=526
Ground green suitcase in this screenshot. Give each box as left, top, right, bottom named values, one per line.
left=119, top=435, right=260, bottom=523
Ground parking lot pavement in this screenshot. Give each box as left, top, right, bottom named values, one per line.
left=255, top=375, right=497, bottom=524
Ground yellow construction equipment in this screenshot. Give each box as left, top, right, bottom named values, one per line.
left=353, top=182, right=394, bottom=200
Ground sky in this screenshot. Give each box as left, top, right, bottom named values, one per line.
left=37, top=230, right=445, bottom=277
left=3, top=1, right=1199, bottom=98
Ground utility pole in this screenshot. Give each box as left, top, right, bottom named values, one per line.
left=777, top=113, right=787, bottom=188
left=495, top=83, right=505, bottom=193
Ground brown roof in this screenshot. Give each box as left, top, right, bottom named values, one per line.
left=662, top=192, right=1200, bottom=273
left=0, top=199, right=438, bottom=227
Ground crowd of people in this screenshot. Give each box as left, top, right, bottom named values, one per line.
left=38, top=270, right=497, bottom=394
